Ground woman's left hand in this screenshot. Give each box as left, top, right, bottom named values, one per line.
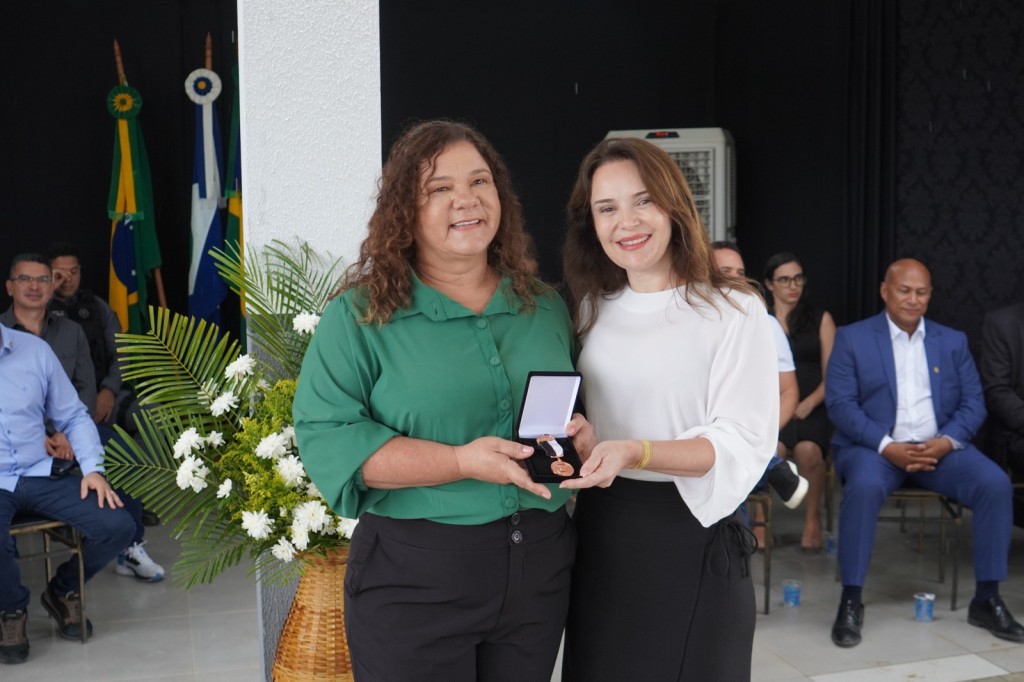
left=559, top=439, right=640, bottom=490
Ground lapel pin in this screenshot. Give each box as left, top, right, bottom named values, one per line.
left=933, top=366, right=939, bottom=373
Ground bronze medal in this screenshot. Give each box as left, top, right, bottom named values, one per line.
left=550, top=459, right=574, bottom=477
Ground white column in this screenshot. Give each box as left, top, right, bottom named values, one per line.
left=236, top=1, right=380, bottom=677
left=238, top=0, right=380, bottom=262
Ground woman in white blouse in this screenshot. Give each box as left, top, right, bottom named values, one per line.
left=560, top=138, right=779, bottom=681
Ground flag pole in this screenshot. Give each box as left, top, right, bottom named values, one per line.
left=113, top=39, right=167, bottom=310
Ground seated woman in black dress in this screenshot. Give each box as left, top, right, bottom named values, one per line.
left=763, top=251, right=836, bottom=551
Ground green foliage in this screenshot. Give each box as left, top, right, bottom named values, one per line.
left=105, top=239, right=350, bottom=588
left=211, top=240, right=346, bottom=381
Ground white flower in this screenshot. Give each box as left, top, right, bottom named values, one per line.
left=173, top=427, right=205, bottom=459
left=292, top=501, right=329, bottom=533
left=292, top=312, right=321, bottom=335
left=216, top=478, right=233, bottom=499
left=224, top=354, right=256, bottom=382
left=290, top=525, right=310, bottom=551
left=206, top=431, right=225, bottom=447
left=271, top=537, right=296, bottom=563
left=337, top=517, right=359, bottom=539
left=175, top=455, right=210, bottom=493
left=256, top=432, right=290, bottom=460
left=276, top=455, right=306, bottom=488
left=210, top=391, right=239, bottom=417
left=281, top=425, right=296, bottom=448
left=241, top=510, right=273, bottom=540
left=305, top=481, right=322, bottom=500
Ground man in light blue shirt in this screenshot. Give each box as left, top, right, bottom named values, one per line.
left=0, top=323, right=134, bottom=665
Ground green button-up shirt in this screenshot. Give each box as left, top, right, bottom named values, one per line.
left=293, top=274, right=576, bottom=525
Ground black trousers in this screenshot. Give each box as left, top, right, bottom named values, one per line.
left=345, top=509, right=575, bottom=682
left=563, top=478, right=756, bottom=682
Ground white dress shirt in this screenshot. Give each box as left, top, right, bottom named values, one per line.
left=877, top=314, right=938, bottom=452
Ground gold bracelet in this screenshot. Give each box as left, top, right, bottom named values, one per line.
left=633, top=439, right=653, bottom=470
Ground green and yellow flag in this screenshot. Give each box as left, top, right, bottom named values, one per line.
left=106, top=41, right=162, bottom=334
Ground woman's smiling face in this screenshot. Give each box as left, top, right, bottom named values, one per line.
left=589, top=159, right=674, bottom=292
left=414, top=140, right=501, bottom=270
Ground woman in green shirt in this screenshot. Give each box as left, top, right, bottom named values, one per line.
left=294, top=120, right=577, bottom=682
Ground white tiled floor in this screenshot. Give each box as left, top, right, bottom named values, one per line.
left=6, top=495, right=1024, bottom=681
left=5, top=524, right=261, bottom=681
left=749, top=497, right=1024, bottom=682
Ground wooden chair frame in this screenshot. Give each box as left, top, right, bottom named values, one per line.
left=746, top=491, right=773, bottom=614
left=9, top=514, right=88, bottom=643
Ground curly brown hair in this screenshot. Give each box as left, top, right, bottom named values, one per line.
left=337, top=119, right=538, bottom=324
left=562, top=137, right=759, bottom=335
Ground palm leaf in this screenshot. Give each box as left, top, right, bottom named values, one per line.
left=173, top=523, right=252, bottom=588
left=116, top=307, right=242, bottom=430
left=103, top=417, right=218, bottom=540
left=212, top=238, right=344, bottom=381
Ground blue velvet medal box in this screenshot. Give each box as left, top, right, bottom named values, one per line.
left=517, top=371, right=583, bottom=483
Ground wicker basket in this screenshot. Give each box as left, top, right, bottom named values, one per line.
left=272, top=546, right=354, bottom=681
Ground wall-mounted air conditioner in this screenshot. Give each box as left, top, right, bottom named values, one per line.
left=605, top=128, right=736, bottom=242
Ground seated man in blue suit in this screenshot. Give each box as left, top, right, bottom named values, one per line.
left=826, top=258, right=1021, bottom=648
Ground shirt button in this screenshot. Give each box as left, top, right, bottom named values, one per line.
left=476, top=319, right=488, bottom=329
left=509, top=512, right=521, bottom=526
left=504, top=497, right=517, bottom=509
left=489, top=357, right=501, bottom=366
left=499, top=399, right=511, bottom=411
left=510, top=530, right=523, bottom=544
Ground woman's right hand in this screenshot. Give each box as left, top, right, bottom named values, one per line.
left=454, top=437, right=552, bottom=499
left=566, top=413, right=596, bottom=461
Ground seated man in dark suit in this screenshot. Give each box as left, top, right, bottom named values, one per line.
left=825, top=258, right=1021, bottom=647
left=981, top=302, right=1024, bottom=520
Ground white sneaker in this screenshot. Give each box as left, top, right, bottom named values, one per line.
left=115, top=541, right=165, bottom=582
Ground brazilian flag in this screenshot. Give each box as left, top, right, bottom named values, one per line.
left=106, top=82, right=162, bottom=334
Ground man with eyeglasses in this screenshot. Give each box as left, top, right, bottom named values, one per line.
left=2, top=254, right=96, bottom=423
left=0, top=257, right=135, bottom=663
left=2, top=253, right=164, bottom=584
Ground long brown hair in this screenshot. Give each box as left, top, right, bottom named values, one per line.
left=562, top=137, right=759, bottom=334
left=337, top=120, right=537, bottom=323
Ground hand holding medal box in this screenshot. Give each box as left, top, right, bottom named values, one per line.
left=517, top=372, right=583, bottom=483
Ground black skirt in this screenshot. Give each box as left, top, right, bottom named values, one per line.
left=563, top=477, right=756, bottom=682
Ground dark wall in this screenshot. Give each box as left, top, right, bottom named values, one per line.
left=380, top=0, right=718, bottom=284
left=715, top=0, right=850, bottom=323
left=896, top=0, right=1024, bottom=351
left=3, top=1, right=1021, bottom=350
left=0, top=0, right=237, bottom=314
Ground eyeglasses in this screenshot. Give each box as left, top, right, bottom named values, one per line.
left=772, top=274, right=807, bottom=287
left=10, top=275, right=53, bottom=284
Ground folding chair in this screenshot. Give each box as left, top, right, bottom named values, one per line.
left=9, top=514, right=88, bottom=643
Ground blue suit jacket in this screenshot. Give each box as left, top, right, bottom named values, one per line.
left=826, top=312, right=986, bottom=452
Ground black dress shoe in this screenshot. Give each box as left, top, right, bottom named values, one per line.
left=141, top=509, right=160, bottom=527
left=831, top=599, right=864, bottom=648
left=968, top=597, right=1024, bottom=642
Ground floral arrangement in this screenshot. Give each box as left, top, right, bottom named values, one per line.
left=105, top=239, right=352, bottom=587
